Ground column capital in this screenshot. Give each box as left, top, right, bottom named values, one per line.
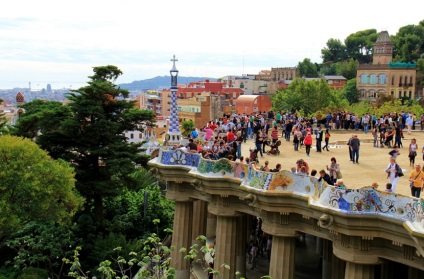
left=261, top=213, right=298, bottom=237
left=208, top=196, right=242, bottom=217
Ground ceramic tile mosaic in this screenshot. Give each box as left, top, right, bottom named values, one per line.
left=197, top=158, right=248, bottom=179
left=151, top=152, right=424, bottom=228
left=316, top=186, right=420, bottom=221
left=159, top=149, right=200, bottom=167
left=244, top=168, right=319, bottom=195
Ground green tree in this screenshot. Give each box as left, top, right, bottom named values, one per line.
left=321, top=38, right=347, bottom=63
left=392, top=22, right=424, bottom=62
left=5, top=221, right=80, bottom=279
left=104, top=171, right=175, bottom=240
left=297, top=58, right=318, bottom=78
left=345, top=29, right=377, bottom=63
left=63, top=66, right=155, bottom=226
left=416, top=57, right=424, bottom=92
left=181, top=120, right=195, bottom=137
left=272, top=78, right=333, bottom=115
left=0, top=98, right=11, bottom=135
left=15, top=66, right=156, bottom=227
left=0, top=135, right=83, bottom=244
left=13, top=99, right=71, bottom=142
left=341, top=78, right=358, bottom=104
left=334, top=59, right=359, bottom=80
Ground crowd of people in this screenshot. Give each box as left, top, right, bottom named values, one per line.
left=170, top=110, right=424, bottom=198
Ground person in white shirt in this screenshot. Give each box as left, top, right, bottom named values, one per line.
left=385, top=157, right=402, bottom=192
left=406, top=114, right=414, bottom=135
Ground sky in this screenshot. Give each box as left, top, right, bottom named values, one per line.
left=0, top=0, right=423, bottom=90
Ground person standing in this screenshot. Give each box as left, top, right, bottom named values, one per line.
left=323, top=129, right=330, bottom=151
left=409, top=164, right=424, bottom=198
left=327, top=157, right=340, bottom=184
left=250, top=241, right=258, bottom=270
left=316, top=126, right=323, bottom=152
left=409, top=138, right=418, bottom=167
left=255, top=131, right=264, bottom=158
left=386, top=157, right=402, bottom=192
left=349, top=134, right=360, bottom=164
left=406, top=113, right=414, bottom=135
left=304, top=132, right=313, bottom=157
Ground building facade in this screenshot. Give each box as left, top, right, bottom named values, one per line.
left=271, top=67, right=298, bottom=81
left=356, top=31, right=417, bottom=100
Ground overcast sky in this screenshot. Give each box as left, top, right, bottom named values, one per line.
left=0, top=0, right=423, bottom=89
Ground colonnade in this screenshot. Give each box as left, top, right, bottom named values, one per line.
left=168, top=198, right=424, bottom=279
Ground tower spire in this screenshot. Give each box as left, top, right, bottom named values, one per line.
left=165, top=55, right=181, bottom=145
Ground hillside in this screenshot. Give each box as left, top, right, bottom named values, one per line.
left=118, top=76, right=218, bottom=91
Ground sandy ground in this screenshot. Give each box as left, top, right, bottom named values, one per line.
left=240, top=127, right=424, bottom=197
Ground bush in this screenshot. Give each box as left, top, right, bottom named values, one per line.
left=17, top=267, right=48, bottom=279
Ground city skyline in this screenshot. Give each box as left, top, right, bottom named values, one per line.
left=1, top=0, right=423, bottom=89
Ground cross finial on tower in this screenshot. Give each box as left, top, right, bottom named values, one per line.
left=171, top=55, right=178, bottom=66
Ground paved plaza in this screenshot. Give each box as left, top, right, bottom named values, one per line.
left=240, top=128, right=424, bottom=197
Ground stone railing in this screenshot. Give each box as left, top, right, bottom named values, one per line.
left=153, top=148, right=424, bottom=232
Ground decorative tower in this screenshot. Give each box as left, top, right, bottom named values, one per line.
left=165, top=55, right=182, bottom=146
left=372, top=30, right=393, bottom=65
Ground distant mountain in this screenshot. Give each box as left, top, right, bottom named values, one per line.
left=118, top=76, right=218, bottom=91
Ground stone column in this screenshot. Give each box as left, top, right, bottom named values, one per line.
left=192, top=200, right=207, bottom=260
left=408, top=266, right=424, bottom=279
left=269, top=235, right=296, bottom=279
left=206, top=212, right=217, bottom=239
left=215, top=215, right=238, bottom=279
left=235, top=214, right=247, bottom=278
left=170, top=201, right=193, bottom=279
left=331, top=254, right=346, bottom=279
left=321, top=239, right=332, bottom=279
left=344, top=262, right=374, bottom=279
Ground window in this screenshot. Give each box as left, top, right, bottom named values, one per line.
left=360, top=74, right=369, bottom=84
left=410, top=76, right=413, bottom=86
left=378, top=74, right=386, bottom=84
left=361, top=89, right=366, bottom=98
left=409, top=91, right=412, bottom=98
left=391, top=76, right=394, bottom=86
left=370, top=74, right=376, bottom=84
left=130, top=133, right=134, bottom=139
left=399, top=76, right=403, bottom=86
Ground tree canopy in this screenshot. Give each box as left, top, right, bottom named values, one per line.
left=13, top=65, right=156, bottom=228
left=0, top=135, right=83, bottom=243
left=297, top=58, right=318, bottom=78
left=272, top=78, right=337, bottom=116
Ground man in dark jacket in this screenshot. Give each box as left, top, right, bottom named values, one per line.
left=318, top=169, right=333, bottom=185
left=349, top=134, right=360, bottom=163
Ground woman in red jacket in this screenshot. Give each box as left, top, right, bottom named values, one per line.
left=304, top=132, right=313, bottom=157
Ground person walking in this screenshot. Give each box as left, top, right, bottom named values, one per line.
left=349, top=134, right=360, bottom=164
left=323, top=129, right=330, bottom=151
left=386, top=157, right=402, bottom=192
left=304, top=132, right=313, bottom=157
left=409, top=138, right=418, bottom=167
left=409, top=164, right=424, bottom=198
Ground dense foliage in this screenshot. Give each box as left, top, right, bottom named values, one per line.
left=3, top=66, right=174, bottom=278
left=0, top=135, right=83, bottom=244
